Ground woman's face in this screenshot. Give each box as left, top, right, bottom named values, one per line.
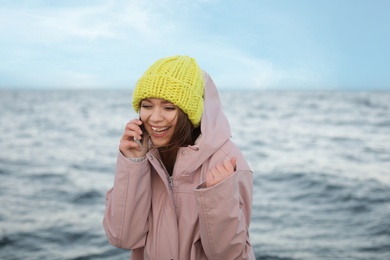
left=139, top=98, right=178, bottom=147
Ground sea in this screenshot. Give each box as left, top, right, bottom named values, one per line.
left=0, top=89, right=389, bottom=260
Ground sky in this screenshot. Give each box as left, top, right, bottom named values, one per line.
left=0, top=0, right=389, bottom=90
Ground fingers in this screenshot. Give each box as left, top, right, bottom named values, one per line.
left=216, top=157, right=236, bottom=175
left=230, top=157, right=237, bottom=170
left=119, top=119, right=147, bottom=157
left=205, top=157, right=237, bottom=188
left=122, top=119, right=143, bottom=141
left=133, top=136, right=143, bottom=147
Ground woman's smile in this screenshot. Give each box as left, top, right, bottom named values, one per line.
left=151, top=126, right=170, bottom=133
left=149, top=125, right=171, bottom=138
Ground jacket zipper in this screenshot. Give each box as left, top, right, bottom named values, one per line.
left=156, top=151, right=178, bottom=208
left=168, top=175, right=177, bottom=208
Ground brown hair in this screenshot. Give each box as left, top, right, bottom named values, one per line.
left=158, top=109, right=201, bottom=175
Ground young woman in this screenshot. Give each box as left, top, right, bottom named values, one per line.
left=103, top=55, right=255, bottom=259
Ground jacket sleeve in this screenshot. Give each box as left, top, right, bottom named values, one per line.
left=194, top=169, right=255, bottom=260
left=102, top=151, right=152, bottom=249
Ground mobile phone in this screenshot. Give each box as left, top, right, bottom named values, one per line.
left=133, top=117, right=145, bottom=147
left=139, top=120, right=146, bottom=143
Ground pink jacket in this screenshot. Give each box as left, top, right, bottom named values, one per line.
left=103, top=72, right=255, bottom=260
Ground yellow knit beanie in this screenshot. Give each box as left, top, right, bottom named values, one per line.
left=132, top=55, right=204, bottom=127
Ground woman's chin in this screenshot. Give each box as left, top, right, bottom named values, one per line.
left=150, top=137, right=170, bottom=147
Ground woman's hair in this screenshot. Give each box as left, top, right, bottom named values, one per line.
left=158, top=109, right=201, bottom=175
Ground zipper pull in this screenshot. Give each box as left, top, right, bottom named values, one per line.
left=168, top=176, right=174, bottom=190
left=168, top=176, right=178, bottom=208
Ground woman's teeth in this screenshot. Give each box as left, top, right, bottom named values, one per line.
left=151, top=126, right=169, bottom=132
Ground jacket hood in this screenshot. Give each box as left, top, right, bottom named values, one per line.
left=181, top=71, right=232, bottom=173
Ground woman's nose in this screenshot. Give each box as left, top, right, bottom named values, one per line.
left=149, top=108, right=163, bottom=122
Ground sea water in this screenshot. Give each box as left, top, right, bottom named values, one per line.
left=0, top=89, right=389, bottom=260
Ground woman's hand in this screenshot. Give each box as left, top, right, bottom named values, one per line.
left=205, top=157, right=237, bottom=188
left=119, top=119, right=148, bottom=158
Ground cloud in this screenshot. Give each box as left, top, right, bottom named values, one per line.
left=184, top=45, right=325, bottom=89
left=0, top=0, right=344, bottom=89
left=0, top=2, right=156, bottom=42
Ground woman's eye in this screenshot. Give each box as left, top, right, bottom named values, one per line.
left=141, top=104, right=152, bottom=109
left=165, top=106, right=176, bottom=111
